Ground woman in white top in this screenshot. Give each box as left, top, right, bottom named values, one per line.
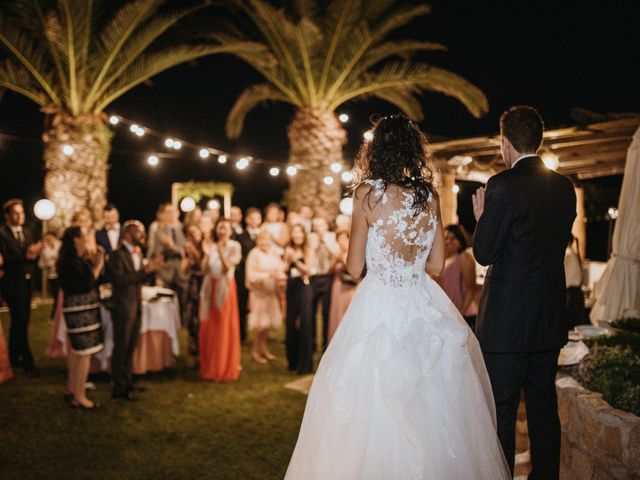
left=263, top=203, right=289, bottom=256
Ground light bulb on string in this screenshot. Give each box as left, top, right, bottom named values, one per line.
left=130, top=124, right=139, bottom=133
left=330, top=162, right=343, bottom=173
left=341, top=171, right=354, bottom=183
left=452, top=184, right=460, bottom=194
left=172, top=140, right=182, bottom=150
left=269, top=167, right=280, bottom=176
left=180, top=197, right=196, bottom=213
left=236, top=157, right=249, bottom=170
left=164, top=138, right=175, bottom=148
left=199, top=148, right=210, bottom=159
left=286, top=166, right=298, bottom=176
left=339, top=197, right=353, bottom=215
left=217, top=155, right=227, bottom=164
left=363, top=130, right=373, bottom=141
left=208, top=199, right=221, bottom=210
left=147, top=155, right=159, bottom=166
left=339, top=113, right=349, bottom=123
left=109, top=115, right=119, bottom=125
left=323, top=176, right=334, bottom=185
left=135, top=127, right=145, bottom=137
left=62, top=144, right=74, bottom=156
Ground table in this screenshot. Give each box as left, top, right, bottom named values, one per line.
left=57, top=291, right=180, bottom=374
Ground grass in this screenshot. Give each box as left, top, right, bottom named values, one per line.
left=0, top=305, right=312, bottom=480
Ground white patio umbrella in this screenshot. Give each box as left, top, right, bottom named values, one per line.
left=590, top=126, right=640, bottom=324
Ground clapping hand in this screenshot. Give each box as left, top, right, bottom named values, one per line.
left=472, top=187, right=486, bottom=221
left=146, top=255, right=164, bottom=273
left=26, top=241, right=43, bottom=260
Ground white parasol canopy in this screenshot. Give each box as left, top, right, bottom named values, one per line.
left=590, top=126, right=640, bottom=323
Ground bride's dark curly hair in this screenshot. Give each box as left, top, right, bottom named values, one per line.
left=352, top=113, right=437, bottom=215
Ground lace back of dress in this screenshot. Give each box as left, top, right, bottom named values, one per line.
left=364, top=180, right=437, bottom=287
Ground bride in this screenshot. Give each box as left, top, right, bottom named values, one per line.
left=284, top=115, right=510, bottom=479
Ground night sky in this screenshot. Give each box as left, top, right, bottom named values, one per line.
left=0, top=0, right=637, bottom=237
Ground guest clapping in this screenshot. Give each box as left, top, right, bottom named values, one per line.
left=57, top=227, right=105, bottom=409
left=245, top=230, right=286, bottom=364
left=199, top=219, right=242, bottom=382
left=327, top=230, right=358, bottom=342
left=284, top=224, right=315, bottom=374
left=180, top=224, right=206, bottom=358
left=108, top=221, right=163, bottom=401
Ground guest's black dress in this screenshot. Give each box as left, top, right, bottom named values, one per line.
left=58, top=257, right=103, bottom=355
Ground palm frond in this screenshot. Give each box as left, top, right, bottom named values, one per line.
left=226, top=83, right=291, bottom=139
left=0, top=58, right=49, bottom=105
left=94, top=42, right=261, bottom=112
left=331, top=62, right=488, bottom=118
left=369, top=4, right=431, bottom=44
left=366, top=88, right=424, bottom=121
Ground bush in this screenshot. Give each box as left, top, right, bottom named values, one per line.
left=573, top=318, right=640, bottom=416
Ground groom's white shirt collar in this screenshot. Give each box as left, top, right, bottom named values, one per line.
left=511, top=153, right=538, bottom=169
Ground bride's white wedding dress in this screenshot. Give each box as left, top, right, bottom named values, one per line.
left=285, top=180, right=510, bottom=479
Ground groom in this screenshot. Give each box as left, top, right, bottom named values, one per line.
left=472, top=106, right=576, bottom=479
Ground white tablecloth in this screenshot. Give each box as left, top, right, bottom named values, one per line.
left=57, top=296, right=180, bottom=371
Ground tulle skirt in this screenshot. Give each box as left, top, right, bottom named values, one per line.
left=285, top=274, right=510, bottom=480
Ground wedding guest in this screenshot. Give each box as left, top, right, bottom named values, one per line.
left=327, top=230, right=358, bottom=342
left=109, top=221, right=163, bottom=400
left=39, top=232, right=61, bottom=319
left=0, top=199, right=43, bottom=377
left=184, top=207, right=203, bottom=229
left=286, top=211, right=302, bottom=228
left=438, top=225, right=478, bottom=327
left=229, top=206, right=244, bottom=236
left=71, top=209, right=92, bottom=233
left=198, top=219, right=242, bottom=382
left=263, top=203, right=288, bottom=255
left=245, top=230, right=286, bottom=363
left=565, top=236, right=585, bottom=328
left=0, top=252, right=15, bottom=384
left=309, top=217, right=338, bottom=350
left=335, top=214, right=351, bottom=232
left=180, top=224, right=206, bottom=359
left=284, top=224, right=315, bottom=374
left=57, top=226, right=105, bottom=409
left=95, top=204, right=121, bottom=256
left=298, top=206, right=314, bottom=232
left=205, top=206, right=221, bottom=224
left=199, top=215, right=214, bottom=250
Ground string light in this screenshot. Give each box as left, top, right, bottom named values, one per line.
left=236, top=157, right=249, bottom=170
left=199, top=148, right=210, bottom=159
left=130, top=124, right=139, bottom=133
left=180, top=197, right=196, bottom=212
left=147, top=155, right=159, bottom=166
left=363, top=130, right=373, bottom=141
left=269, top=167, right=280, bottom=176
left=172, top=140, right=182, bottom=150
left=341, top=171, right=354, bottom=183
left=208, top=199, right=221, bottom=210
left=164, top=138, right=175, bottom=148
left=339, top=197, right=353, bottom=215
left=286, top=166, right=298, bottom=176
left=339, top=113, right=349, bottom=123
left=109, top=115, right=119, bottom=125
left=217, top=154, right=228, bottom=164
left=452, top=184, right=460, bottom=194
left=62, top=144, right=74, bottom=156
left=330, top=162, right=343, bottom=173
left=323, top=176, right=335, bottom=185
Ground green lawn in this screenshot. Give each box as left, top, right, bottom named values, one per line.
left=0, top=305, right=311, bottom=480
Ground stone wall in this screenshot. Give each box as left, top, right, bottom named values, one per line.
left=557, top=374, right=640, bottom=480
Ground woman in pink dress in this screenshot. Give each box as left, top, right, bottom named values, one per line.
left=327, top=230, right=358, bottom=342
left=245, top=230, right=286, bottom=364
left=437, top=224, right=478, bottom=327
left=199, top=219, right=242, bottom=382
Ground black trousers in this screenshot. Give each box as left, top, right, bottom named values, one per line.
left=286, top=278, right=313, bottom=374
left=310, top=274, right=333, bottom=350
left=566, top=286, right=585, bottom=328
left=483, top=350, right=561, bottom=480
left=4, top=283, right=34, bottom=371
left=111, top=310, right=141, bottom=394
left=235, top=268, right=249, bottom=342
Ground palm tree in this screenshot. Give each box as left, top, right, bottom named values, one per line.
left=215, top=0, right=489, bottom=215
left=0, top=0, right=256, bottom=228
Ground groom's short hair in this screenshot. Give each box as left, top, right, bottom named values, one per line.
left=500, top=106, right=544, bottom=153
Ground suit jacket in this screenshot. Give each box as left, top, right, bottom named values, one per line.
left=232, top=228, right=256, bottom=283
left=107, top=245, right=149, bottom=325
left=473, top=156, right=576, bottom=352
left=95, top=228, right=120, bottom=255
left=0, top=224, right=35, bottom=298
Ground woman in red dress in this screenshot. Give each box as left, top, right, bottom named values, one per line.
left=0, top=252, right=15, bottom=384
left=198, top=219, right=242, bottom=381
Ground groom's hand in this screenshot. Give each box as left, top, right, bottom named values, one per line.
left=472, top=187, right=486, bottom=221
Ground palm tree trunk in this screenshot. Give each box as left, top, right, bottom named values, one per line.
left=286, top=108, right=346, bottom=218
left=41, top=112, right=112, bottom=231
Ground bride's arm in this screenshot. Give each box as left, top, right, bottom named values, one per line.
left=346, top=185, right=371, bottom=278
left=425, top=198, right=445, bottom=277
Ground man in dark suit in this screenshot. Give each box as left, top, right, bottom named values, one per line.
left=472, top=106, right=576, bottom=479
left=232, top=207, right=262, bottom=342
left=0, top=199, right=43, bottom=376
left=108, top=220, right=162, bottom=400
left=95, top=203, right=121, bottom=256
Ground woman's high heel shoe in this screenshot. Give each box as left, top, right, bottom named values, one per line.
left=252, top=351, right=267, bottom=364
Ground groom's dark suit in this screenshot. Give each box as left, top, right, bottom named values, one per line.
left=474, top=156, right=576, bottom=479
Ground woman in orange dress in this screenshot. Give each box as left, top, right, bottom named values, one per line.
left=198, top=219, right=242, bottom=382
left=0, top=252, right=15, bottom=383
